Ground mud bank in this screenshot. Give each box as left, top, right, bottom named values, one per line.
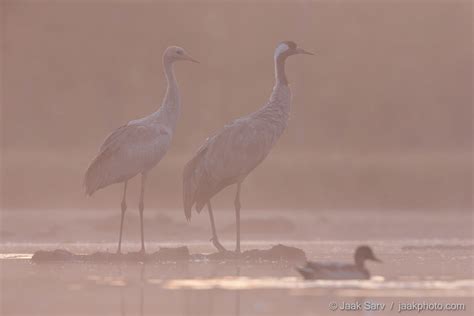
left=31, top=244, right=306, bottom=263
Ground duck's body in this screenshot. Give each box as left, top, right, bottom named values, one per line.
left=297, top=246, right=381, bottom=280
left=297, top=262, right=371, bottom=280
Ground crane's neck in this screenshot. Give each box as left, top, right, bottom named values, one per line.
left=275, top=54, right=289, bottom=86
left=267, top=54, right=291, bottom=114
left=153, top=59, right=181, bottom=132
left=264, top=81, right=291, bottom=121
left=255, top=56, right=292, bottom=136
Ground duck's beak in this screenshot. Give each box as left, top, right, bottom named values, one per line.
left=295, top=47, right=315, bottom=55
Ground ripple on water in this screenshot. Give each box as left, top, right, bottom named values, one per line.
left=0, top=253, right=33, bottom=260
left=162, top=276, right=474, bottom=297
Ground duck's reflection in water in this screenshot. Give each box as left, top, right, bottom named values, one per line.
left=112, top=260, right=472, bottom=316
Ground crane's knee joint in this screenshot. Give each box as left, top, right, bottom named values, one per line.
left=121, top=201, right=127, bottom=212
left=139, top=202, right=144, bottom=213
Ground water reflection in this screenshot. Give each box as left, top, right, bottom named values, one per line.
left=1, top=244, right=473, bottom=316
left=163, top=276, right=473, bottom=295
left=118, top=263, right=146, bottom=316
left=235, top=266, right=241, bottom=316
left=0, top=253, right=32, bottom=259
left=114, top=262, right=242, bottom=316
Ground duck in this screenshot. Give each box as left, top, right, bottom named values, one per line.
left=296, top=245, right=382, bottom=280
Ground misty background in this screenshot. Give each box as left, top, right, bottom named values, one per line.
left=1, top=0, right=472, bottom=213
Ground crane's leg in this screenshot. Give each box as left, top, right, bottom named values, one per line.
left=234, top=182, right=242, bottom=254
left=207, top=201, right=227, bottom=252
left=117, top=181, right=128, bottom=254
left=138, top=172, right=147, bottom=254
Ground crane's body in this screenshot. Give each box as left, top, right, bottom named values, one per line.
left=84, top=46, right=198, bottom=254
left=183, top=41, right=312, bottom=253
left=184, top=84, right=290, bottom=214
left=85, top=121, right=172, bottom=195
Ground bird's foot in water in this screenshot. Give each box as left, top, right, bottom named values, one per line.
left=119, top=248, right=147, bottom=260
left=210, top=236, right=227, bottom=252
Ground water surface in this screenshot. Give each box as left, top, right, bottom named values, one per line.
left=1, top=240, right=472, bottom=315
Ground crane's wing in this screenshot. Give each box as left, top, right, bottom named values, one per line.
left=184, top=116, right=279, bottom=217
left=204, top=117, right=276, bottom=180
left=84, top=123, right=171, bottom=195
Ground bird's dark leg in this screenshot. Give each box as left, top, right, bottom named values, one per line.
left=207, top=201, right=227, bottom=252
left=138, top=173, right=147, bottom=254
left=117, top=181, right=128, bottom=254
left=234, top=182, right=242, bottom=254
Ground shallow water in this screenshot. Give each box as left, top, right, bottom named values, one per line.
left=1, top=240, right=473, bottom=315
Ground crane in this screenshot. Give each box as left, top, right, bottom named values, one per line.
left=183, top=41, right=312, bottom=253
left=84, top=46, right=198, bottom=254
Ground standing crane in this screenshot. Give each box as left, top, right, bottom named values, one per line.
left=183, top=41, right=312, bottom=253
left=84, top=46, right=198, bottom=254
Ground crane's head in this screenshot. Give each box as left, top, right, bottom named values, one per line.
left=274, top=41, right=314, bottom=61
left=164, top=46, right=199, bottom=64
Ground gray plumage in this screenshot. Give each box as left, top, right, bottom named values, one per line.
left=85, top=122, right=172, bottom=196
left=84, top=46, right=198, bottom=253
left=183, top=41, right=313, bottom=252
left=183, top=85, right=291, bottom=218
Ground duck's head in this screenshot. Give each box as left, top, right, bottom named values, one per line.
left=354, top=245, right=382, bottom=267
left=274, top=41, right=314, bottom=61
left=163, top=46, right=199, bottom=64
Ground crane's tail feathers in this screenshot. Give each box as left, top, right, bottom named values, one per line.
left=83, top=165, right=99, bottom=196
left=83, top=150, right=109, bottom=197
left=183, top=162, right=196, bottom=221
left=82, top=170, right=96, bottom=196
left=184, top=205, right=192, bottom=222
left=296, top=266, right=314, bottom=280
left=83, top=174, right=97, bottom=196
left=195, top=201, right=206, bottom=214
left=183, top=145, right=208, bottom=221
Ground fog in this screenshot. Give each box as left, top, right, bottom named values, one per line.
left=1, top=2, right=473, bottom=316
left=1, top=1, right=471, bottom=212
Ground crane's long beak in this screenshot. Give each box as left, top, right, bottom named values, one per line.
left=295, top=48, right=314, bottom=55
left=184, top=53, right=200, bottom=63
left=372, top=256, right=383, bottom=263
